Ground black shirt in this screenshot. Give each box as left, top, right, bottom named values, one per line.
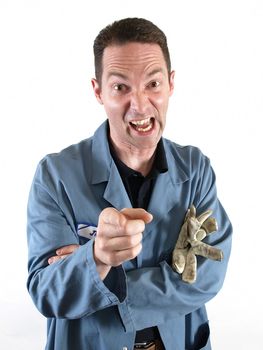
left=110, top=139, right=168, bottom=210
left=109, top=139, right=168, bottom=343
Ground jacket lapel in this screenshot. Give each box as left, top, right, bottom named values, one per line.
left=91, top=121, right=132, bottom=210
left=146, top=139, right=189, bottom=233
left=103, top=163, right=132, bottom=210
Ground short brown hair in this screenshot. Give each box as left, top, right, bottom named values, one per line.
left=93, top=18, right=171, bottom=84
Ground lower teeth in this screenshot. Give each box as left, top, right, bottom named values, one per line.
left=137, top=124, right=152, bottom=132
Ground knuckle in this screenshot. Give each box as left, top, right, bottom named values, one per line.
left=125, top=220, right=143, bottom=236
left=130, top=244, right=142, bottom=259
left=100, top=207, right=117, bottom=223
left=101, top=207, right=114, bottom=216
left=136, top=220, right=145, bottom=234
left=127, top=235, right=135, bottom=247
left=120, top=216, right=129, bottom=232
left=130, top=233, right=142, bottom=247
left=95, top=237, right=107, bottom=251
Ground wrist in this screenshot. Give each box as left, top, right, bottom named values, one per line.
left=93, top=245, right=111, bottom=280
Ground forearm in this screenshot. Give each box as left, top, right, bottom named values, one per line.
left=28, top=242, right=126, bottom=319
left=120, top=250, right=229, bottom=331
left=119, top=205, right=232, bottom=331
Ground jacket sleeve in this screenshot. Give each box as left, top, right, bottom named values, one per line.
left=27, top=159, right=126, bottom=319
left=118, top=155, right=232, bottom=331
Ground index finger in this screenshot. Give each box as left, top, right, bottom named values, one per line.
left=98, top=207, right=151, bottom=237
left=121, top=208, right=153, bottom=224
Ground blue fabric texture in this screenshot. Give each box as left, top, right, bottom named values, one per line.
left=27, top=121, right=232, bottom=350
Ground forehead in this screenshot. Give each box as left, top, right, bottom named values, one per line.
left=102, top=42, right=167, bottom=78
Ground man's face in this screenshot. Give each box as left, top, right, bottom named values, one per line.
left=92, top=42, right=175, bottom=152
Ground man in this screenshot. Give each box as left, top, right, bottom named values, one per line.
left=27, top=18, right=232, bottom=350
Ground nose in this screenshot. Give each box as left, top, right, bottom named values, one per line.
left=129, top=91, right=149, bottom=115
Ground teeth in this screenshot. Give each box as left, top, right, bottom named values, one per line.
left=137, top=123, right=153, bottom=132
left=130, top=117, right=154, bottom=132
left=131, top=117, right=151, bottom=126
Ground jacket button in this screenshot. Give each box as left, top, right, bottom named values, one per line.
left=122, top=347, right=128, bottom=350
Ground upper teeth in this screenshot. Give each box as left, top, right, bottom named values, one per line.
left=131, top=117, right=151, bottom=126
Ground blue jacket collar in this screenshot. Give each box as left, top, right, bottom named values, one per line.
left=90, top=121, right=189, bottom=212
left=91, top=120, right=189, bottom=185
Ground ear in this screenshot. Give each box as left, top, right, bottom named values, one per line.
left=169, top=70, right=175, bottom=96
left=91, top=78, right=103, bottom=105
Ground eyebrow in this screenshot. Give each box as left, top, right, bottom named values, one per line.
left=107, top=71, right=128, bottom=80
left=146, top=68, right=165, bottom=78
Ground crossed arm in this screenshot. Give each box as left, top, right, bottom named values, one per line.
left=49, top=205, right=223, bottom=286
left=48, top=207, right=153, bottom=280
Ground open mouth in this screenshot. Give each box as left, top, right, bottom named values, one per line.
left=129, top=117, right=154, bottom=132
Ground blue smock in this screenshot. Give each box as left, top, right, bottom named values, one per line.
left=27, top=121, right=232, bottom=350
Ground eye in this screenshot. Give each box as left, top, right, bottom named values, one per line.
left=148, top=81, right=160, bottom=89
left=113, top=84, right=127, bottom=92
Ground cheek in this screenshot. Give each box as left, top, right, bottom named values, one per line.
left=103, top=96, right=127, bottom=116
left=152, top=94, right=169, bottom=114
left=104, top=101, right=128, bottom=131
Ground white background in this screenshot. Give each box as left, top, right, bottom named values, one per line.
left=0, top=0, right=262, bottom=349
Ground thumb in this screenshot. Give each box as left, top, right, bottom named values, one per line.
left=121, top=208, right=153, bottom=224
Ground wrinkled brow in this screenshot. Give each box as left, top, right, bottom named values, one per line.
left=107, top=71, right=128, bottom=80
left=107, top=68, right=165, bottom=80
left=145, top=68, right=166, bottom=78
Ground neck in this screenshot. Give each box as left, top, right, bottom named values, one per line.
left=110, top=139, right=157, bottom=177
